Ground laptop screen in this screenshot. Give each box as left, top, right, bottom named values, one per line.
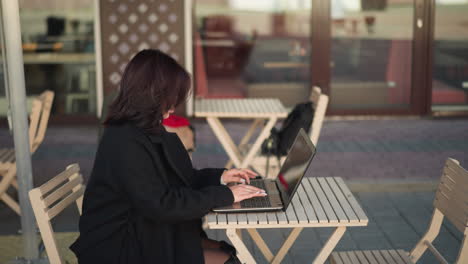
left=275, top=129, right=316, bottom=209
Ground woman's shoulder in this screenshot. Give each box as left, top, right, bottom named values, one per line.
left=103, top=122, right=142, bottom=137
left=101, top=122, right=150, bottom=148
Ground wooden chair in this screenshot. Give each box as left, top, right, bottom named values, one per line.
left=330, top=158, right=468, bottom=264
left=29, top=164, right=84, bottom=264
left=249, top=86, right=329, bottom=178
left=0, top=90, right=54, bottom=214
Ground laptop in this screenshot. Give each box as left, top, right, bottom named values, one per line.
left=213, top=128, right=316, bottom=213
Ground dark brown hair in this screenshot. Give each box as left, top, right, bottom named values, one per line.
left=104, top=49, right=191, bottom=134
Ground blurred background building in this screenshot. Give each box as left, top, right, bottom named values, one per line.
left=0, top=0, right=467, bottom=124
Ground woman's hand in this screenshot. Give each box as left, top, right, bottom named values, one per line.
left=221, top=168, right=258, bottom=184
left=229, top=184, right=266, bottom=203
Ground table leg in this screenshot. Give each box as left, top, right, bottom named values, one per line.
left=313, top=226, right=346, bottom=264
left=226, top=228, right=256, bottom=264
left=247, top=227, right=303, bottom=264
left=240, top=117, right=278, bottom=168
left=272, top=227, right=303, bottom=264
left=225, top=119, right=263, bottom=168
left=206, top=117, right=243, bottom=167
left=247, top=229, right=274, bottom=262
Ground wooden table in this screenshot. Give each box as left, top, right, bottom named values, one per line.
left=206, top=177, right=369, bottom=264
left=195, top=98, right=288, bottom=169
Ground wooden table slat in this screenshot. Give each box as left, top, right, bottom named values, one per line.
left=194, top=98, right=287, bottom=118
left=273, top=99, right=283, bottom=113
left=317, top=177, right=349, bottom=223
left=217, top=213, right=227, bottom=225
left=257, top=212, right=268, bottom=225
left=246, top=211, right=258, bottom=225
left=276, top=210, right=288, bottom=225
left=207, top=178, right=367, bottom=228
left=227, top=213, right=237, bottom=225
left=302, top=178, right=329, bottom=223
left=284, top=200, right=299, bottom=224
left=237, top=213, right=248, bottom=225
left=247, top=99, right=255, bottom=114
left=334, top=177, right=369, bottom=223
left=291, top=194, right=309, bottom=224
left=296, top=184, right=319, bottom=223
left=309, top=178, right=339, bottom=223
left=266, top=211, right=278, bottom=225
left=325, top=177, right=359, bottom=223
left=206, top=213, right=217, bottom=225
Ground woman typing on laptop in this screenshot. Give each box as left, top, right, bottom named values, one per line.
left=70, top=50, right=266, bottom=264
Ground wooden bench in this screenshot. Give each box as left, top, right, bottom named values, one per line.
left=250, top=86, right=329, bottom=178
left=29, top=164, right=84, bottom=264
left=0, top=90, right=54, bottom=214
left=330, top=158, right=468, bottom=264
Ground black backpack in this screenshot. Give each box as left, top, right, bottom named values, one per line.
left=261, top=102, right=314, bottom=157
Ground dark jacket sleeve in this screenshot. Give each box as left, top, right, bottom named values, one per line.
left=192, top=168, right=225, bottom=189
left=111, top=138, right=234, bottom=223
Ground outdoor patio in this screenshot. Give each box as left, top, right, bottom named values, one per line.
left=0, top=117, right=467, bottom=263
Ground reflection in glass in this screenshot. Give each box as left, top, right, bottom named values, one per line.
left=330, top=0, right=413, bottom=110
left=18, top=0, right=96, bottom=116
left=432, top=0, right=468, bottom=111
left=195, top=0, right=312, bottom=107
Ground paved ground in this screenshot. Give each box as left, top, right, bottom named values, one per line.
left=0, top=117, right=466, bottom=262
left=0, top=191, right=463, bottom=263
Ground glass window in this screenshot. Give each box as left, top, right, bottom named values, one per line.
left=431, top=0, right=468, bottom=111
left=19, top=0, right=96, bottom=115
left=195, top=0, right=312, bottom=107
left=330, top=0, right=414, bottom=110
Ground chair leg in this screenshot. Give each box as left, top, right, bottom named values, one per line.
left=10, top=179, right=19, bottom=189
left=410, top=208, right=444, bottom=262
left=1, top=193, right=20, bottom=215
left=0, top=166, right=20, bottom=215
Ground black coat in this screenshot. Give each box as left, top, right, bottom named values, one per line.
left=70, top=122, right=234, bottom=264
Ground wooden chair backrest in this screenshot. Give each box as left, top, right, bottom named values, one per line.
left=411, top=158, right=468, bottom=264
left=309, top=86, right=329, bottom=145
left=29, top=90, right=54, bottom=153
left=434, top=158, right=468, bottom=233
left=29, top=164, right=85, bottom=264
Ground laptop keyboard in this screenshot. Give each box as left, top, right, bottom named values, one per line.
left=240, top=180, right=272, bottom=208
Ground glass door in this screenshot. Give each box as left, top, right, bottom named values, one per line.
left=431, top=0, right=468, bottom=112
left=194, top=0, right=313, bottom=108
left=328, top=0, right=415, bottom=113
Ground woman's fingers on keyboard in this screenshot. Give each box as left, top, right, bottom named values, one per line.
left=241, top=185, right=265, bottom=193
left=247, top=192, right=267, bottom=199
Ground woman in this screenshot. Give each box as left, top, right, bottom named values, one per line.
left=70, top=49, right=267, bottom=264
